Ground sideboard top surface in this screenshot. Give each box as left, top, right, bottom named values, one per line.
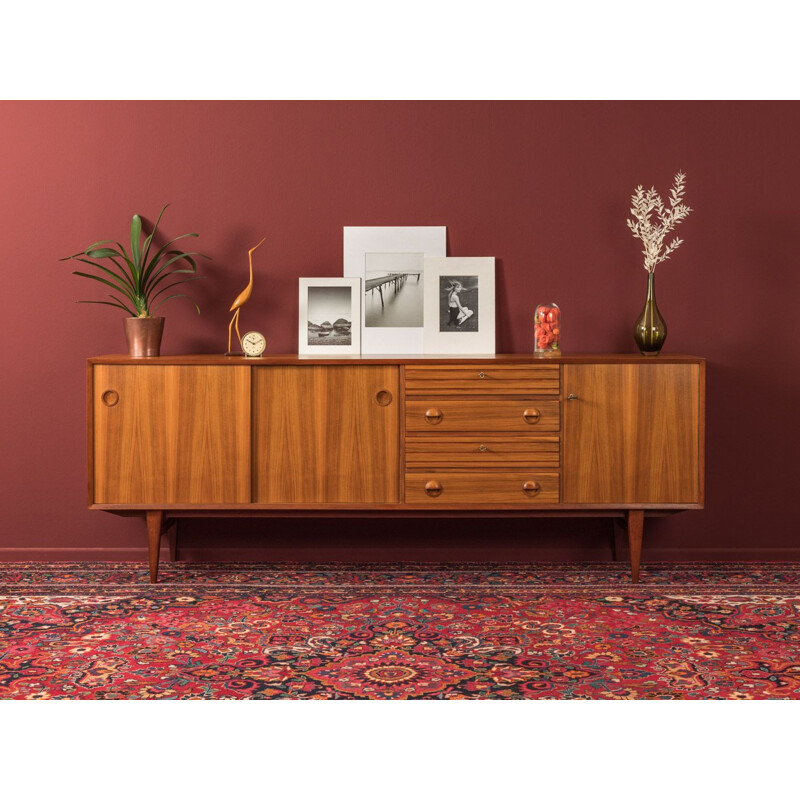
left=89, top=353, right=706, bottom=366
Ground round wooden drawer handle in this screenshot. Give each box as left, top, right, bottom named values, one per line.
left=522, top=480, right=541, bottom=496
left=425, top=480, right=443, bottom=497
left=522, top=408, right=541, bottom=424
left=375, top=390, right=393, bottom=406
left=479, top=444, right=488, bottom=452
left=424, top=408, right=443, bottom=424
left=101, top=390, right=119, bottom=407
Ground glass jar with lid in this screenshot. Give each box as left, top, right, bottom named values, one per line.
left=534, top=302, right=561, bottom=357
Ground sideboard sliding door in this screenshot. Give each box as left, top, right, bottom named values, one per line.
left=253, top=365, right=400, bottom=504
left=93, top=365, right=251, bottom=504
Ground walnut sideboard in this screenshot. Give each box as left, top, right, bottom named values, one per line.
left=87, top=354, right=705, bottom=583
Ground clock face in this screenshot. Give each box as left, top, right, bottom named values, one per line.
left=241, top=331, right=266, bottom=357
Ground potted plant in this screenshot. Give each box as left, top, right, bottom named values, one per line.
left=61, top=204, right=210, bottom=356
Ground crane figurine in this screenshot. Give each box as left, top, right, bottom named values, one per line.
left=227, top=237, right=266, bottom=354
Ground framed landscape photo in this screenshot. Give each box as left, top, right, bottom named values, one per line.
left=298, top=277, right=361, bottom=356
left=423, top=257, right=496, bottom=354
left=344, top=226, right=446, bottom=354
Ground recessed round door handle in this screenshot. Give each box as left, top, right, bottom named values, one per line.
left=478, top=372, right=487, bottom=379
left=522, top=408, right=541, bottom=424
left=522, top=480, right=541, bottom=496
left=567, top=394, right=579, bottom=401
left=425, top=480, right=443, bottom=497
left=101, top=390, right=119, bottom=407
left=375, top=390, right=393, bottom=406
left=424, top=408, right=443, bottom=424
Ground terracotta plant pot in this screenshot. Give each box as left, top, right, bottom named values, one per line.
left=124, top=317, right=164, bottom=357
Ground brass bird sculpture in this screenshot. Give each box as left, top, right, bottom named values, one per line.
left=227, top=237, right=266, bottom=354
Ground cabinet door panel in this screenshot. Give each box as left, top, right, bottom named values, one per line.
left=253, top=366, right=399, bottom=503
left=93, top=366, right=251, bottom=504
left=562, top=364, right=700, bottom=504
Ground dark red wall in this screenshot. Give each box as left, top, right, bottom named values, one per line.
left=3, top=101, right=799, bottom=561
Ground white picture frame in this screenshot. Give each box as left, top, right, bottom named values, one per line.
left=423, top=257, right=496, bottom=355
left=298, top=277, right=361, bottom=356
left=344, top=226, right=447, bottom=354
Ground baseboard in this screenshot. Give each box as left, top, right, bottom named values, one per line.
left=0, top=547, right=172, bottom=561
left=2, top=546, right=800, bottom=562
left=169, top=546, right=800, bottom=562
left=643, top=547, right=800, bottom=560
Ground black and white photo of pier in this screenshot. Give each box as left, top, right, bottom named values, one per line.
left=364, top=252, right=424, bottom=328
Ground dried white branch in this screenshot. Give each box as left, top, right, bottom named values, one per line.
left=627, top=172, right=693, bottom=272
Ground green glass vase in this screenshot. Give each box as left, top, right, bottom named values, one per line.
left=633, top=271, right=667, bottom=355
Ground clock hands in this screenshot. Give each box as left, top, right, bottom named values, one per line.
left=241, top=332, right=264, bottom=356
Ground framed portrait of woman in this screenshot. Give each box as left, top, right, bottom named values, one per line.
left=422, top=257, right=496, bottom=354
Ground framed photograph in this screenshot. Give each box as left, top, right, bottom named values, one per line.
left=344, top=226, right=447, bottom=354
left=423, top=257, right=496, bottom=354
left=298, top=277, right=361, bottom=356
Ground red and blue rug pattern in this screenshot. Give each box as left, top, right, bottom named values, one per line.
left=1, top=562, right=799, bottom=699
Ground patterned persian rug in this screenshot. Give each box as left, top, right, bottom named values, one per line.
left=1, top=562, right=798, bottom=700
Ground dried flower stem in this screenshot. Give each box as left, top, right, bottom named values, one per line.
left=627, top=171, right=693, bottom=272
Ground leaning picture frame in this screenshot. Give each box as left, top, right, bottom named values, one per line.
left=343, top=226, right=447, bottom=354
left=298, top=277, right=362, bottom=356
left=423, top=257, right=496, bottom=354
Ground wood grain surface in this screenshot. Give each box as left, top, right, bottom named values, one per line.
left=406, top=398, right=561, bottom=433
left=93, top=365, right=251, bottom=504
left=405, top=365, right=560, bottom=395
left=89, top=354, right=705, bottom=366
left=253, top=365, right=400, bottom=503
left=405, top=472, right=560, bottom=504
left=405, top=437, right=560, bottom=469
left=562, top=363, right=701, bottom=504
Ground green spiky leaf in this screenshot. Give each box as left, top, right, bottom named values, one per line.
left=63, top=204, right=208, bottom=317
left=77, top=298, right=137, bottom=315
left=153, top=293, right=201, bottom=314
left=130, top=214, right=142, bottom=267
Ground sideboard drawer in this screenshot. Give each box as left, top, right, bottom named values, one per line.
left=405, top=364, right=559, bottom=395
left=406, top=399, right=560, bottom=433
left=406, top=437, right=560, bottom=469
left=405, top=472, right=560, bottom=504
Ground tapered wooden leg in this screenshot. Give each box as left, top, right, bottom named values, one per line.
left=627, top=510, right=644, bottom=583
left=146, top=510, right=164, bottom=584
